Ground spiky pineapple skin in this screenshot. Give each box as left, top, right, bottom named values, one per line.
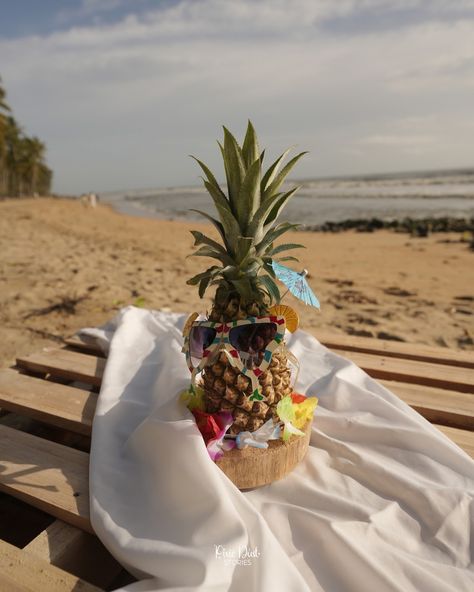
left=201, top=296, right=293, bottom=435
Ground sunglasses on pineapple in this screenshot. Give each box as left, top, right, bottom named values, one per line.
left=182, top=306, right=299, bottom=401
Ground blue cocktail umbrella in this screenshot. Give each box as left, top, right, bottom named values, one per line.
left=271, top=261, right=320, bottom=308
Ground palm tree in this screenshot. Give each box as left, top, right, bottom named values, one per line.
left=37, top=163, right=52, bottom=195
left=0, top=76, right=11, bottom=196
left=22, top=136, right=46, bottom=194
left=0, top=77, right=9, bottom=112
left=0, top=75, right=52, bottom=197
left=5, top=117, right=24, bottom=195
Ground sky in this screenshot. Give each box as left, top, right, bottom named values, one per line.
left=1, top=0, right=474, bottom=194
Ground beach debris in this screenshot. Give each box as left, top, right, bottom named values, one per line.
left=453, top=308, right=473, bottom=316
left=347, top=313, right=378, bottom=326
left=383, top=287, right=417, bottom=297
left=413, top=298, right=435, bottom=307
left=23, top=326, right=65, bottom=343
left=345, top=328, right=374, bottom=338
left=457, top=330, right=474, bottom=348
left=376, top=331, right=406, bottom=342
left=23, top=294, right=88, bottom=319
left=324, top=278, right=354, bottom=287
left=329, top=289, right=377, bottom=305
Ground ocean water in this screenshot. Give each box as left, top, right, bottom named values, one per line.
left=101, top=168, right=474, bottom=226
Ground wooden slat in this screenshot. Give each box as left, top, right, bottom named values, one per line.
left=10, top=347, right=474, bottom=433
left=25, top=520, right=124, bottom=589
left=64, top=336, right=104, bottom=357
left=436, top=425, right=474, bottom=458
left=19, top=346, right=474, bottom=395
left=0, top=539, right=101, bottom=592
left=67, top=332, right=474, bottom=398
left=0, top=369, right=95, bottom=436
left=317, top=332, right=474, bottom=369
left=16, top=349, right=105, bottom=387
left=1, top=388, right=470, bottom=468
left=68, top=332, right=474, bottom=370
left=336, top=349, right=474, bottom=393
left=380, top=380, right=474, bottom=430
left=1, top=367, right=471, bottom=443
left=0, top=424, right=91, bottom=533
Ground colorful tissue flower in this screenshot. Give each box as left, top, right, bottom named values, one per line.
left=291, top=393, right=307, bottom=404
left=192, top=409, right=221, bottom=443
left=293, top=396, right=318, bottom=430
left=179, top=384, right=205, bottom=411
left=277, top=395, right=305, bottom=441
left=277, top=393, right=318, bottom=441
left=192, top=409, right=235, bottom=461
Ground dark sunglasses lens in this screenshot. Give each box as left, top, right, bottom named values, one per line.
left=189, top=326, right=217, bottom=360
left=229, top=323, right=277, bottom=353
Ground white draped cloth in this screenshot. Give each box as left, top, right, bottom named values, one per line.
left=79, top=307, right=474, bottom=592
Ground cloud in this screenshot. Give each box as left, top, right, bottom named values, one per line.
left=55, top=0, right=128, bottom=25
left=1, top=0, right=473, bottom=193
left=361, top=134, right=435, bottom=147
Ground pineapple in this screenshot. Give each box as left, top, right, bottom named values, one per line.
left=187, top=121, right=306, bottom=435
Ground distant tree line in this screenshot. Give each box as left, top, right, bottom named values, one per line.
left=0, top=76, right=52, bottom=197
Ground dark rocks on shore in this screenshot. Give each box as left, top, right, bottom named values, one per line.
left=302, top=216, right=474, bottom=236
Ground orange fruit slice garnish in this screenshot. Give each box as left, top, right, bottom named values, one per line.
left=182, top=312, right=199, bottom=337
left=269, top=304, right=299, bottom=333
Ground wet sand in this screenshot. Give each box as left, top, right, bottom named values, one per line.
left=0, top=197, right=473, bottom=368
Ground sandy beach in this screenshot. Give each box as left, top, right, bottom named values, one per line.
left=0, top=197, right=473, bottom=368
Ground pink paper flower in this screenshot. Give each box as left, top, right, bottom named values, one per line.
left=192, top=409, right=235, bottom=461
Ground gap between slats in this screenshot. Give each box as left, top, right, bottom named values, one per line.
left=0, top=539, right=102, bottom=592
left=24, top=519, right=126, bottom=590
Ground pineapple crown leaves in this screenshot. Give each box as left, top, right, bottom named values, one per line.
left=187, top=121, right=307, bottom=305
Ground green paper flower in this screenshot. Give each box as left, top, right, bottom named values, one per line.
left=180, top=384, right=205, bottom=411
left=277, top=395, right=305, bottom=441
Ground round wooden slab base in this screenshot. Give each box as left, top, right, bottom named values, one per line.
left=216, top=421, right=312, bottom=489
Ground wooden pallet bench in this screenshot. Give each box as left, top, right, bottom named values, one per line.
left=0, top=333, right=473, bottom=590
